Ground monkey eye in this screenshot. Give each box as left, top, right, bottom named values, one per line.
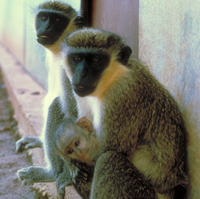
left=55, top=18, right=61, bottom=22
left=42, top=16, right=48, bottom=21
left=91, top=56, right=101, bottom=66
left=75, top=140, right=79, bottom=147
left=92, top=56, right=99, bottom=62
left=66, top=149, right=74, bottom=155
left=72, top=56, right=83, bottom=63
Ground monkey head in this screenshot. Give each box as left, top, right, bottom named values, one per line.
left=35, top=1, right=84, bottom=47
left=62, top=28, right=132, bottom=97
left=55, top=117, right=98, bottom=165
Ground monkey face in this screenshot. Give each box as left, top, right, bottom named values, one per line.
left=35, top=11, right=69, bottom=46
left=64, top=134, right=91, bottom=162
left=63, top=28, right=132, bottom=97
left=66, top=49, right=110, bottom=97
left=55, top=117, right=98, bottom=164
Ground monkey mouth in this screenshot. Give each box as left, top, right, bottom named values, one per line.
left=77, top=85, right=84, bottom=89
left=37, top=35, right=56, bottom=46
left=38, top=35, right=51, bottom=39
left=73, top=86, right=95, bottom=97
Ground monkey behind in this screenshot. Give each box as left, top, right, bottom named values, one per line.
left=16, top=2, right=85, bottom=198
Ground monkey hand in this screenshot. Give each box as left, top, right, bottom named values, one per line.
left=16, top=136, right=43, bottom=152
left=69, top=164, right=89, bottom=184
left=17, top=166, right=57, bottom=184
left=17, top=167, right=36, bottom=185
left=55, top=164, right=72, bottom=198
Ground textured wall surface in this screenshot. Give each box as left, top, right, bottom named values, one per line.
left=139, top=1, right=200, bottom=198
left=92, top=0, right=139, bottom=58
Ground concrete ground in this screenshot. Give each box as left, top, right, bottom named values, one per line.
left=0, top=70, right=47, bottom=199
left=0, top=43, right=81, bottom=199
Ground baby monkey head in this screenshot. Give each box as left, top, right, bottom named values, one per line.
left=62, top=28, right=132, bottom=97
left=55, top=117, right=98, bottom=165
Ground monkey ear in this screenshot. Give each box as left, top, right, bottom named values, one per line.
left=77, top=117, right=93, bottom=133
left=118, top=45, right=132, bottom=65
left=74, top=16, right=84, bottom=28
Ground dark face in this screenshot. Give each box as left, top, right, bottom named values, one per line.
left=67, top=50, right=110, bottom=97
left=35, top=11, right=69, bottom=46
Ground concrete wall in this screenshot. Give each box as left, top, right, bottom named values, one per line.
left=92, top=0, right=139, bottom=58
left=0, top=0, right=81, bottom=89
left=139, top=1, right=200, bottom=198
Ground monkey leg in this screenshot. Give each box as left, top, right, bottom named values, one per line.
left=90, top=151, right=155, bottom=199
left=73, top=180, right=92, bottom=199
left=16, top=136, right=42, bottom=152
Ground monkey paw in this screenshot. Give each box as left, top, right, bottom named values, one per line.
left=56, top=171, right=72, bottom=197
left=17, top=166, right=55, bottom=185
left=70, top=167, right=89, bottom=184
left=16, top=136, right=42, bottom=152
left=17, top=167, right=34, bottom=185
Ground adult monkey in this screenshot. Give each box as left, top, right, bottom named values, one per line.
left=60, top=28, right=188, bottom=199
left=16, top=1, right=83, bottom=151
left=16, top=2, right=86, bottom=198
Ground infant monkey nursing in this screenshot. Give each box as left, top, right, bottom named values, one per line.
left=54, top=117, right=99, bottom=166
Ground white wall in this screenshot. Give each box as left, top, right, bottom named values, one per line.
left=139, top=1, right=200, bottom=198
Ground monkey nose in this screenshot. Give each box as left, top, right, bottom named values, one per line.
left=77, top=149, right=89, bottom=159
left=81, top=148, right=89, bottom=155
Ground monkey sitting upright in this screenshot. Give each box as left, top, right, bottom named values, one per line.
left=16, top=2, right=85, bottom=198
left=60, top=28, right=188, bottom=199
left=16, top=1, right=84, bottom=152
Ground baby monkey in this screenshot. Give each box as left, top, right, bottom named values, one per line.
left=54, top=117, right=99, bottom=166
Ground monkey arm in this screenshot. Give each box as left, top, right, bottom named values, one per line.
left=60, top=69, right=78, bottom=118
left=17, top=98, right=71, bottom=195
left=16, top=136, right=43, bottom=152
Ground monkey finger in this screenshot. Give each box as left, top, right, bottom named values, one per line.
left=76, top=171, right=88, bottom=182
left=21, top=180, right=29, bottom=186
left=16, top=136, right=42, bottom=152
left=17, top=168, right=28, bottom=181
left=16, top=142, right=26, bottom=153
left=25, top=142, right=39, bottom=150
left=71, top=170, right=88, bottom=183
left=17, top=167, right=34, bottom=184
